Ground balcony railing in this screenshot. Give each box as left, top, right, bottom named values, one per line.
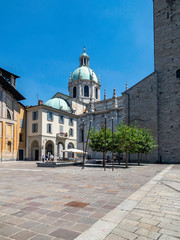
left=56, top=132, right=68, bottom=138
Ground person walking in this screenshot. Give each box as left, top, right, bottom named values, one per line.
left=42, top=155, right=45, bottom=163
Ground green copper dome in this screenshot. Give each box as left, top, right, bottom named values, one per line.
left=71, top=66, right=98, bottom=83
left=45, top=98, right=71, bottom=112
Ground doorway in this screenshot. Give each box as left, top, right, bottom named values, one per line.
left=19, top=149, right=24, bottom=160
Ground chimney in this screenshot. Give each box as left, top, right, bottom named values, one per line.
left=38, top=100, right=43, bottom=105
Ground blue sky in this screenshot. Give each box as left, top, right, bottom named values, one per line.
left=0, top=0, right=154, bottom=105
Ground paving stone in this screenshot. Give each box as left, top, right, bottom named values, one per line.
left=31, top=223, right=58, bottom=235
left=18, top=220, right=39, bottom=229
left=77, top=216, right=97, bottom=225
left=139, top=217, right=159, bottom=226
left=50, top=228, right=80, bottom=240
left=0, top=236, right=10, bottom=240
left=116, top=222, right=139, bottom=233
left=159, top=234, right=180, bottom=240
left=158, top=222, right=180, bottom=232
left=112, top=228, right=138, bottom=240
left=0, top=225, right=21, bottom=237
left=135, top=227, right=161, bottom=239
left=10, top=230, right=36, bottom=240
left=159, top=228, right=180, bottom=238
left=104, top=233, right=126, bottom=240
left=70, top=222, right=91, bottom=232
left=4, top=216, right=25, bottom=225
left=138, top=222, right=160, bottom=232
left=30, top=234, right=52, bottom=240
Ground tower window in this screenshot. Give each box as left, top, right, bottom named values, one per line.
left=176, top=70, right=180, bottom=78
left=84, top=58, right=86, bottom=65
left=84, top=85, right=89, bottom=97
left=73, top=86, right=77, bottom=98
left=95, top=88, right=98, bottom=99
left=81, top=59, right=83, bottom=66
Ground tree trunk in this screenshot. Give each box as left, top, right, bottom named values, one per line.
left=103, top=152, right=106, bottom=171
left=138, top=152, right=140, bottom=166
left=126, top=152, right=128, bottom=168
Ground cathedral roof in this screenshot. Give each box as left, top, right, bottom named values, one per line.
left=45, top=97, right=71, bottom=112
left=71, top=66, right=98, bottom=83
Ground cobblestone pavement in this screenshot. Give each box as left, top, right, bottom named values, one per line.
left=76, top=165, right=180, bottom=240
left=0, top=161, right=167, bottom=240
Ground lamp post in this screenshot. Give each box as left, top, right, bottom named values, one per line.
left=112, top=117, right=114, bottom=171
left=82, top=120, right=92, bottom=169
left=82, top=120, right=85, bottom=169
left=104, top=116, right=106, bottom=171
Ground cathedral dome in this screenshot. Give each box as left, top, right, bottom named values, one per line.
left=45, top=98, right=71, bottom=112
left=71, top=66, right=98, bottom=83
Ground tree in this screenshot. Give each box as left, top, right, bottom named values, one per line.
left=114, top=123, right=135, bottom=168
left=89, top=127, right=112, bottom=169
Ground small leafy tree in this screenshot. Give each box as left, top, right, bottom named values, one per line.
left=114, top=123, right=135, bottom=168
left=89, top=127, right=112, bottom=168
left=140, top=128, right=157, bottom=160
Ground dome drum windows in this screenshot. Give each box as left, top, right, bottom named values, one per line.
left=84, top=85, right=89, bottom=97
left=73, top=86, right=77, bottom=98
left=95, top=88, right=98, bottom=99
left=176, top=69, right=180, bottom=78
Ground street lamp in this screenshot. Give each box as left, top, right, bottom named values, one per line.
left=112, top=117, right=114, bottom=171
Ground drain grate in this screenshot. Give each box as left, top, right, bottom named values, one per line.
left=65, top=201, right=89, bottom=208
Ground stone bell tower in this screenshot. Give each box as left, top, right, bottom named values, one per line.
left=154, top=0, right=180, bottom=163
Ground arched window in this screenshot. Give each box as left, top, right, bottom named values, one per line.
left=95, top=88, right=98, bottom=99
left=84, top=85, right=89, bottom=97
left=176, top=69, right=180, bottom=78
left=7, top=141, right=11, bottom=152
left=7, top=109, right=11, bottom=119
left=73, top=86, right=77, bottom=98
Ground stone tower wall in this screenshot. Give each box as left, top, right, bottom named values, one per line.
left=154, top=0, right=180, bottom=163
left=123, top=72, right=158, bottom=162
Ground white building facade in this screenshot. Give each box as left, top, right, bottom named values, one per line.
left=26, top=102, right=77, bottom=161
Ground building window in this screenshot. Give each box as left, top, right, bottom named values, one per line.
left=69, top=128, right=74, bottom=137
left=79, top=129, right=84, bottom=142
left=84, top=85, right=89, bottom=97
left=69, top=118, right=74, bottom=126
left=19, top=133, right=23, bottom=142
left=59, top=115, right=64, bottom=124
left=73, top=86, right=77, bottom=98
left=95, top=88, right=98, bottom=99
left=7, top=109, right=11, bottom=119
left=47, top=123, right=52, bottom=133
left=176, top=69, right=180, bottom=78
left=47, top=112, right=53, bottom=121
left=32, top=123, right=38, bottom=133
left=60, top=125, right=64, bottom=133
left=20, top=119, right=24, bottom=128
left=7, top=141, right=11, bottom=152
left=81, top=59, right=83, bottom=66
left=32, top=111, right=38, bottom=120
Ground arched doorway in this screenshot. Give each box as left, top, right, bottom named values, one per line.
left=45, top=141, right=54, bottom=156
left=31, top=140, right=39, bottom=161
left=58, top=142, right=64, bottom=159
left=68, top=142, right=74, bottom=158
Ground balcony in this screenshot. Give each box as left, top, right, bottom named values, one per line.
left=56, top=132, right=68, bottom=139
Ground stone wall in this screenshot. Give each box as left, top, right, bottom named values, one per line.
left=123, top=72, right=158, bottom=163
left=154, top=0, right=180, bottom=163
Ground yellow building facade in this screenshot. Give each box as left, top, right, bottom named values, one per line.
left=0, top=68, right=25, bottom=161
